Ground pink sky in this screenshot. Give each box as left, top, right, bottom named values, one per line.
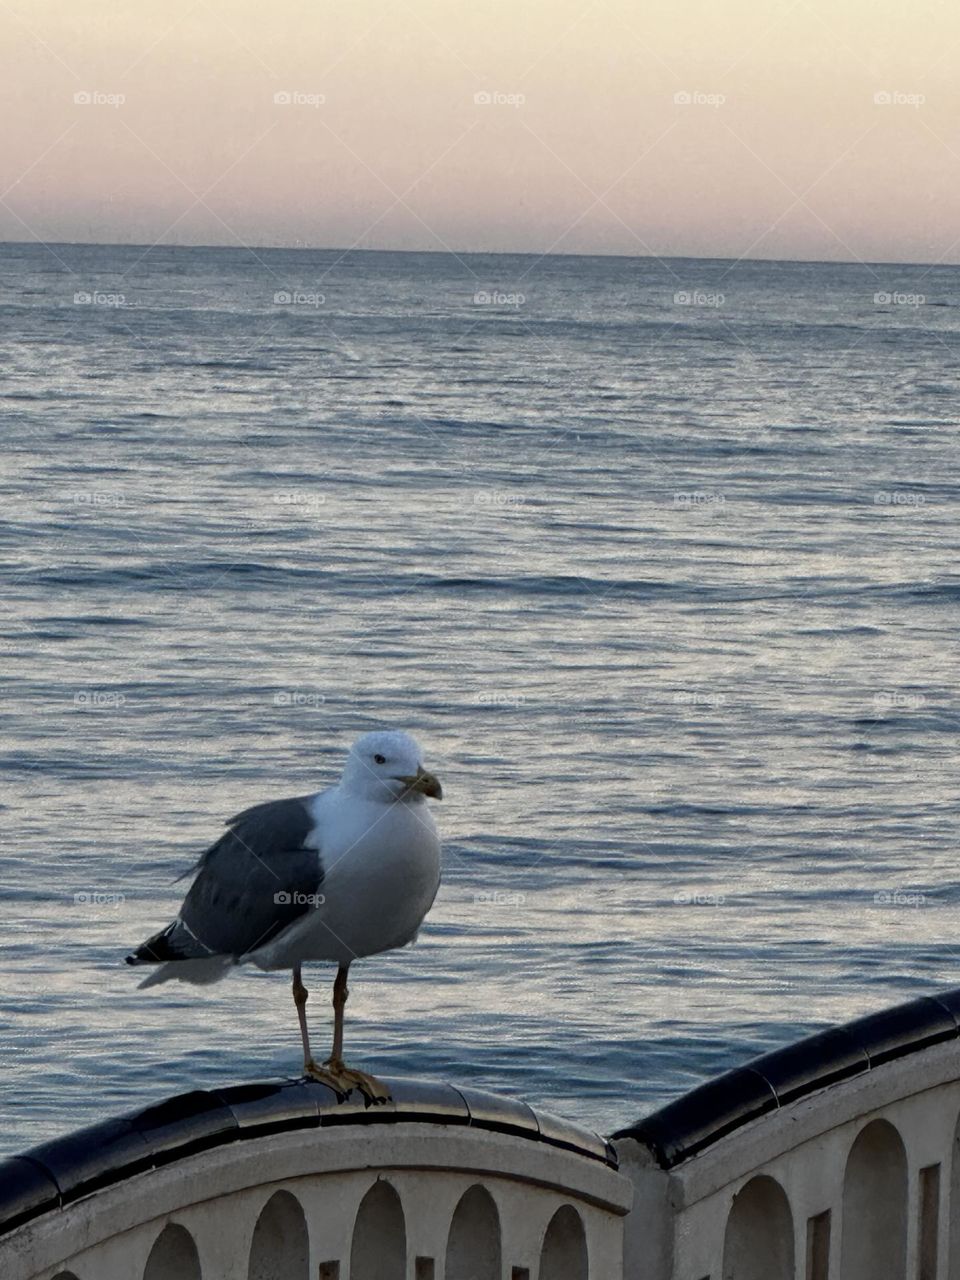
left=1, top=0, right=958, bottom=262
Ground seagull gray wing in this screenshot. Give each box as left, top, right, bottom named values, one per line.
left=127, top=795, right=322, bottom=966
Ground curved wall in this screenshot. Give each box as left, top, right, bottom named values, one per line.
left=0, top=1090, right=629, bottom=1280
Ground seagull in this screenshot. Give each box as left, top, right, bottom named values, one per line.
left=126, top=729, right=442, bottom=1101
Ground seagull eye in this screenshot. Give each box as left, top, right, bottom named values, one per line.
left=373, top=753, right=386, bottom=764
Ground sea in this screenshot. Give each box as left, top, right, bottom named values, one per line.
left=2, top=241, right=959, bottom=1156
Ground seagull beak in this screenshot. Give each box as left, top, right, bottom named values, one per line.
left=397, top=765, right=443, bottom=799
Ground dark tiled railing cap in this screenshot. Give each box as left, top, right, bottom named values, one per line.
left=0, top=1076, right=615, bottom=1238
left=612, top=987, right=960, bottom=1169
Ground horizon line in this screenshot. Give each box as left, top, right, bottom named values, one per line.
left=0, top=237, right=955, bottom=272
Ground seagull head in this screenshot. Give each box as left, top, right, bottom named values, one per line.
left=340, top=730, right=443, bottom=803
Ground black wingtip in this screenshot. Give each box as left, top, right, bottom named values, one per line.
left=126, top=927, right=187, bottom=966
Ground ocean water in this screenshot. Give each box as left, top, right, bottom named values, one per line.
left=2, top=242, right=959, bottom=1156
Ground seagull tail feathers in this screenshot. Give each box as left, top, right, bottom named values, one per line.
left=135, top=957, right=234, bottom=989
left=126, top=920, right=234, bottom=988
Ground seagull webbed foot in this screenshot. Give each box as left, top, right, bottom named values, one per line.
left=303, top=1057, right=391, bottom=1104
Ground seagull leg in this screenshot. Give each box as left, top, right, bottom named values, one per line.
left=318, top=963, right=391, bottom=1103
left=330, top=962, right=348, bottom=1063
left=297, top=966, right=353, bottom=1094
left=292, top=964, right=314, bottom=1071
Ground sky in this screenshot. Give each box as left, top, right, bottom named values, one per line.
left=1, top=0, right=959, bottom=262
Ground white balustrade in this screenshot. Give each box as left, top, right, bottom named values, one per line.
left=9, top=989, right=960, bottom=1280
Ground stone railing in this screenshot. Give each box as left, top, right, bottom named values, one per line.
left=613, top=985, right=960, bottom=1279
left=0, top=1078, right=630, bottom=1280
left=6, top=986, right=960, bottom=1279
